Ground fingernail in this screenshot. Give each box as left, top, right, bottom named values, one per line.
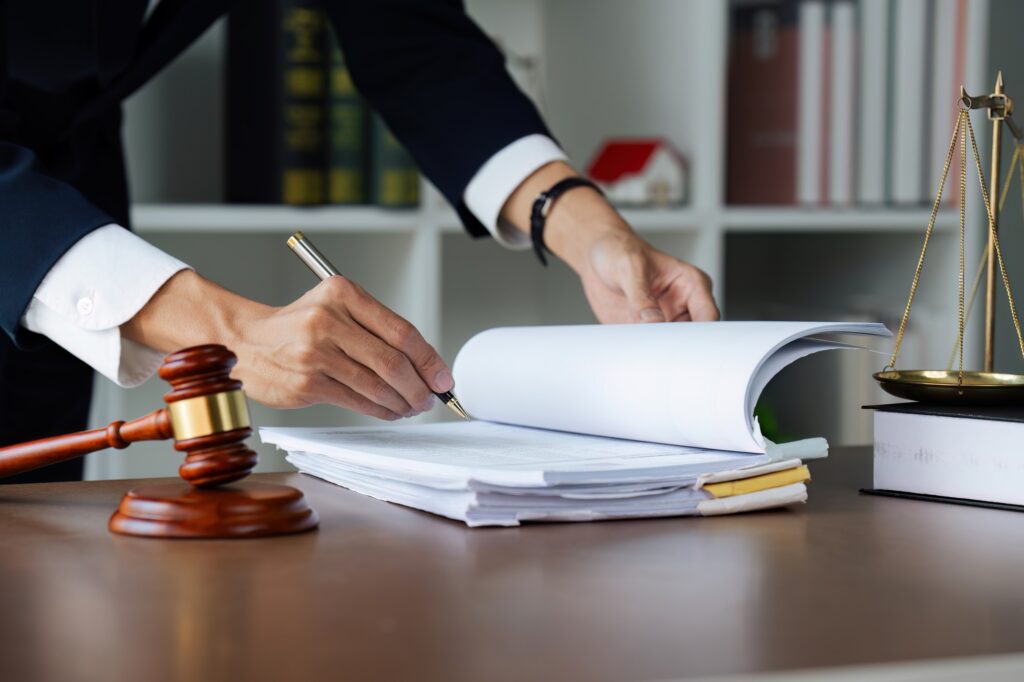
left=435, top=369, right=454, bottom=392
left=640, top=308, right=666, bottom=323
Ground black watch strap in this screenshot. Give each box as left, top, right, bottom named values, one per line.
left=529, top=177, right=603, bottom=266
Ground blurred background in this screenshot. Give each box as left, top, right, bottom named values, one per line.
left=86, top=0, right=1024, bottom=479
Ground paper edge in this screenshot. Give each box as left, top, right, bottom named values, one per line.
left=742, top=322, right=891, bottom=450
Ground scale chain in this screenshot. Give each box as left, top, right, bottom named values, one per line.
left=886, top=110, right=964, bottom=370
left=957, top=113, right=967, bottom=385
left=888, top=108, right=1024, bottom=378
left=964, top=112, right=1024, bottom=362
left=946, top=143, right=1024, bottom=368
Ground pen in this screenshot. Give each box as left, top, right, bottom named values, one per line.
left=287, top=231, right=469, bottom=420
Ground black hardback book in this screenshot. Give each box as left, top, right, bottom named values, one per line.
left=862, top=402, right=1024, bottom=512
left=860, top=487, right=1024, bottom=513
left=226, top=0, right=328, bottom=204
left=865, top=402, right=1024, bottom=423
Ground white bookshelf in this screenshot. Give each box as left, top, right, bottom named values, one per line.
left=133, top=203, right=961, bottom=234
left=88, top=0, right=1001, bottom=480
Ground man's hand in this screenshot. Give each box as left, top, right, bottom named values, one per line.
left=575, top=227, right=718, bottom=323
left=122, top=271, right=453, bottom=420
left=500, top=161, right=719, bottom=323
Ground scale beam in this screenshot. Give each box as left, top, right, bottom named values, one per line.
left=960, top=76, right=1021, bottom=138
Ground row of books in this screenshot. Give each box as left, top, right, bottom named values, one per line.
left=225, top=0, right=419, bottom=207
left=727, top=0, right=968, bottom=207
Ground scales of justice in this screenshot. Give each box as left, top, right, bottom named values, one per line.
left=875, top=71, right=1024, bottom=404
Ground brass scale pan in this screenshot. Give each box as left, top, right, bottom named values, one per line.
left=875, top=369, right=1024, bottom=405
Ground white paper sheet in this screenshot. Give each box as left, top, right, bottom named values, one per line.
left=453, top=321, right=888, bottom=453
left=261, top=421, right=773, bottom=487
left=697, top=482, right=808, bottom=516
left=283, top=449, right=810, bottom=527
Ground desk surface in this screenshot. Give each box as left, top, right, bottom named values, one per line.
left=1, top=447, right=1022, bottom=682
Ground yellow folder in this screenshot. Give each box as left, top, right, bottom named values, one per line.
left=703, top=465, right=811, bottom=499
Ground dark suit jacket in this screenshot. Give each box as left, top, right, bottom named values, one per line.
left=0, top=0, right=550, bottom=345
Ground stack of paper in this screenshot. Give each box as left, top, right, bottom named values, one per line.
left=261, top=422, right=822, bottom=527
left=262, top=322, right=888, bottom=527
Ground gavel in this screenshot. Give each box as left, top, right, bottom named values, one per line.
left=0, top=345, right=318, bottom=538
left=0, top=345, right=254, bottom=485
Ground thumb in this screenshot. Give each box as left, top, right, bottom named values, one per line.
left=621, top=262, right=666, bottom=323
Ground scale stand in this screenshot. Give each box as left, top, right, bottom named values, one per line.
left=874, top=71, right=1024, bottom=405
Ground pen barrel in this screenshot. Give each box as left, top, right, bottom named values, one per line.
left=287, top=232, right=341, bottom=280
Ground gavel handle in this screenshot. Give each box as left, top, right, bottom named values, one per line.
left=0, top=409, right=174, bottom=479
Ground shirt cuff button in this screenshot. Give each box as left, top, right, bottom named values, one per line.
left=76, top=297, right=94, bottom=316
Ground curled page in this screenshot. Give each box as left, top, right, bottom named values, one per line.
left=452, top=321, right=889, bottom=453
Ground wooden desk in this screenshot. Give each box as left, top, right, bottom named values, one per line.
left=1, top=447, right=1022, bottom=681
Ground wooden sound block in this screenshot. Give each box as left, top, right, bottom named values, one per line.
left=109, top=482, right=319, bottom=539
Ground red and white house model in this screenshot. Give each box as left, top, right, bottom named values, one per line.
left=586, top=138, right=688, bottom=206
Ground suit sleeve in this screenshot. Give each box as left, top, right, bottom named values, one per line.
left=0, top=141, right=115, bottom=345
left=323, top=0, right=553, bottom=238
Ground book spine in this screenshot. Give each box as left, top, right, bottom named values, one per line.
left=856, top=0, right=890, bottom=205
left=796, top=1, right=826, bottom=205
left=818, top=13, right=831, bottom=204
left=827, top=1, right=855, bottom=206
left=889, top=0, right=929, bottom=205
left=725, top=2, right=799, bottom=205
left=947, top=0, right=969, bottom=206
left=928, top=0, right=958, bottom=205
left=370, top=115, right=420, bottom=208
left=326, top=30, right=368, bottom=204
left=280, top=1, right=328, bottom=205
left=226, top=0, right=328, bottom=204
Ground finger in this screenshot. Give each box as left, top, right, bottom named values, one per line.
left=341, top=321, right=438, bottom=413
left=685, top=278, right=720, bottom=321
left=688, top=295, right=720, bottom=321
left=303, top=373, right=403, bottom=421
left=662, top=288, right=717, bottom=322
left=659, top=271, right=719, bottom=322
left=346, top=290, right=454, bottom=393
left=312, top=278, right=443, bottom=409
left=323, top=349, right=416, bottom=417
left=620, top=256, right=667, bottom=323
left=282, top=329, right=408, bottom=417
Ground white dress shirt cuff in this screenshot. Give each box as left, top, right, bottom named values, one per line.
left=21, top=224, right=190, bottom=387
left=463, top=134, right=568, bottom=250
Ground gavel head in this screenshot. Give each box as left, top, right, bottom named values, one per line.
left=159, top=345, right=257, bottom=488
